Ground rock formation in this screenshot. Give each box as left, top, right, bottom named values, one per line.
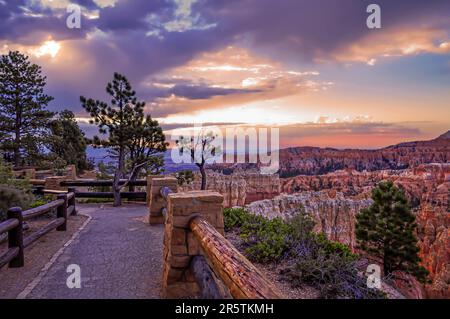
left=245, top=191, right=372, bottom=250
left=179, top=171, right=280, bottom=207
left=211, top=131, right=449, bottom=177
left=181, top=131, right=449, bottom=298
left=279, top=131, right=449, bottom=177
left=248, top=163, right=449, bottom=298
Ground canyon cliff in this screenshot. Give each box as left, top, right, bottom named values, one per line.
left=210, top=131, right=449, bottom=178
left=183, top=132, right=449, bottom=298
left=274, top=163, right=448, bottom=298
left=179, top=171, right=280, bottom=207
left=279, top=131, right=449, bottom=177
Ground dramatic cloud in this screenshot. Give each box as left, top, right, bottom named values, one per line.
left=1, top=0, right=449, bottom=148
left=199, top=0, right=450, bottom=64
left=145, top=46, right=331, bottom=117
left=333, top=28, right=450, bottom=66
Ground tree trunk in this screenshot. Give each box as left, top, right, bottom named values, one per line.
left=199, top=165, right=206, bottom=190
left=128, top=166, right=140, bottom=192
left=113, top=146, right=125, bottom=207
left=13, top=134, right=20, bottom=167
left=14, top=102, right=21, bottom=167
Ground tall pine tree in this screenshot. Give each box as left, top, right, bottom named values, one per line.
left=356, top=181, right=429, bottom=283
left=0, top=51, right=54, bottom=166
left=81, top=73, right=165, bottom=206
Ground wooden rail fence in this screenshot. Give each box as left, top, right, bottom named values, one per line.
left=150, top=177, right=282, bottom=299
left=0, top=191, right=76, bottom=269
left=60, top=180, right=146, bottom=200
left=32, top=180, right=147, bottom=200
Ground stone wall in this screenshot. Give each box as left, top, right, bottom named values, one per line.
left=161, top=189, right=224, bottom=298
left=148, top=177, right=177, bottom=225
left=44, top=176, right=68, bottom=191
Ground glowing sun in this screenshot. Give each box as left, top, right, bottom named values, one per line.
left=33, top=40, right=61, bottom=58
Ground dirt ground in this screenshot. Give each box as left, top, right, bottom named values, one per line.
left=0, top=214, right=88, bottom=299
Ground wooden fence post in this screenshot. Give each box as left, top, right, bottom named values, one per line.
left=68, top=187, right=77, bottom=215
left=7, top=207, right=24, bottom=268
left=56, top=194, right=68, bottom=231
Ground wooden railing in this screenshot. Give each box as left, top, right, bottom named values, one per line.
left=31, top=180, right=147, bottom=200
left=189, top=216, right=281, bottom=299
left=152, top=177, right=282, bottom=299
left=0, top=191, right=76, bottom=269
left=60, top=179, right=147, bottom=187
left=59, top=180, right=146, bottom=200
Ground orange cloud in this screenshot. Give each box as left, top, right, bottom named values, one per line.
left=332, top=27, right=450, bottom=65
left=145, top=46, right=332, bottom=117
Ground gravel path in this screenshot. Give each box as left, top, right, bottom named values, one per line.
left=26, top=204, right=164, bottom=299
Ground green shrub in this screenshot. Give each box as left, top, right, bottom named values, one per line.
left=241, top=216, right=293, bottom=262
left=29, top=198, right=48, bottom=208
left=282, top=239, right=384, bottom=299
left=223, top=207, right=252, bottom=230
left=0, top=158, right=31, bottom=190
left=288, top=208, right=316, bottom=242
left=0, top=185, right=34, bottom=221
left=314, top=233, right=357, bottom=260
left=175, top=170, right=194, bottom=186
left=225, top=206, right=319, bottom=263
left=53, top=157, right=67, bottom=176
left=224, top=205, right=384, bottom=298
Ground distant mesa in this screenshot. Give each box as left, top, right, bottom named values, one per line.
left=210, top=131, right=450, bottom=177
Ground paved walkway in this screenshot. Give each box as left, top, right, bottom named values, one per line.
left=25, top=204, right=164, bottom=299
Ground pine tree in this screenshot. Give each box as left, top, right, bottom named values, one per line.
left=127, top=114, right=167, bottom=190
left=81, top=73, right=165, bottom=206
left=0, top=51, right=54, bottom=166
left=356, top=181, right=429, bottom=283
left=48, top=110, right=91, bottom=172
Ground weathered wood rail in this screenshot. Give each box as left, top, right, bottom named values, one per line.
left=32, top=180, right=147, bottom=200
left=0, top=191, right=76, bottom=269
left=190, top=216, right=281, bottom=299
left=60, top=179, right=147, bottom=187
left=149, top=177, right=282, bottom=299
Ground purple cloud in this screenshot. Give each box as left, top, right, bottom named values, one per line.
left=1, top=0, right=449, bottom=119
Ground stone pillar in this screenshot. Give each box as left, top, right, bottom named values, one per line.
left=162, top=191, right=224, bottom=298
left=44, top=176, right=67, bottom=191
left=146, top=175, right=161, bottom=206
left=148, top=177, right=178, bottom=225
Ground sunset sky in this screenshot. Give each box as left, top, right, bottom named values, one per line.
left=1, top=0, right=449, bottom=149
